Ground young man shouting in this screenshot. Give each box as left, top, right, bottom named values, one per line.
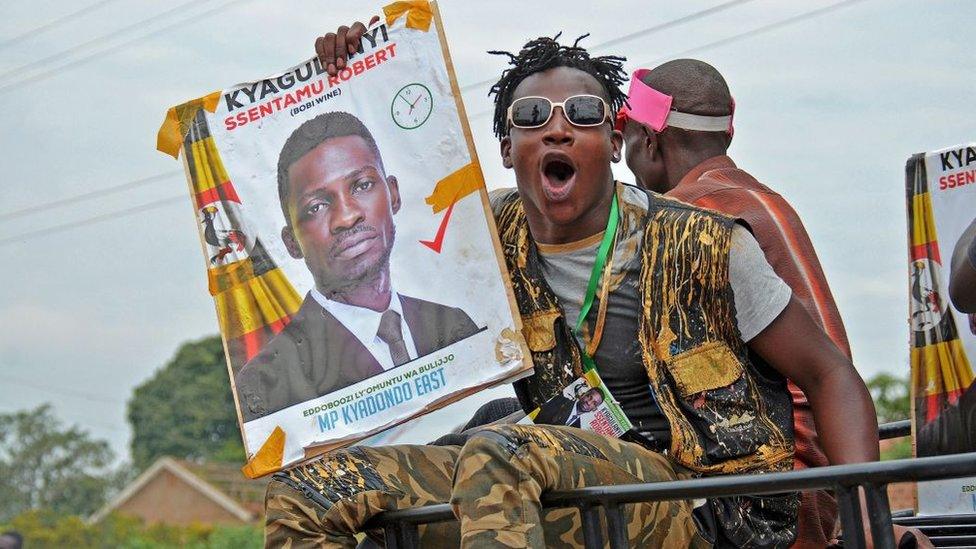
left=263, top=27, right=880, bottom=548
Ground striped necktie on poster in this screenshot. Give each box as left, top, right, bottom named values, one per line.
left=377, top=309, right=410, bottom=366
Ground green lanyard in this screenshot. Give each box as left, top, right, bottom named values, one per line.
left=574, top=192, right=619, bottom=373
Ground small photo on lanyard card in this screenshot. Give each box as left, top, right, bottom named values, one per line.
left=521, top=369, right=633, bottom=439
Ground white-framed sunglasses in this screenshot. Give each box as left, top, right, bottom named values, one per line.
left=506, top=94, right=611, bottom=130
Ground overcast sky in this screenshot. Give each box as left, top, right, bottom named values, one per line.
left=0, top=0, right=973, bottom=462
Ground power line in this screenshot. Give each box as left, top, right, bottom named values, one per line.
left=0, top=0, right=763, bottom=223
left=0, top=195, right=186, bottom=247
left=0, top=0, right=750, bottom=97
left=585, top=0, right=757, bottom=54
left=0, top=405, right=129, bottom=434
left=0, top=170, right=182, bottom=222
left=0, top=1, right=760, bottom=221
left=0, top=0, right=217, bottom=84
left=0, top=0, right=120, bottom=51
left=458, top=0, right=758, bottom=94
left=0, top=0, right=871, bottom=243
left=467, top=0, right=873, bottom=121
left=0, top=404, right=129, bottom=434
left=0, top=351, right=140, bottom=436
left=636, top=0, right=870, bottom=67
left=0, top=373, right=124, bottom=405
left=0, top=0, right=256, bottom=95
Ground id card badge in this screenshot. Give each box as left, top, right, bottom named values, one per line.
left=521, top=369, right=633, bottom=438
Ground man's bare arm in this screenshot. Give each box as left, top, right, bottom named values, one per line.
left=949, top=219, right=976, bottom=313
left=748, top=300, right=936, bottom=546
left=748, top=297, right=878, bottom=464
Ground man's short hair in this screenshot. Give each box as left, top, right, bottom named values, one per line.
left=639, top=59, right=732, bottom=117
left=574, top=384, right=604, bottom=400
left=276, top=111, right=383, bottom=223
left=586, top=387, right=605, bottom=400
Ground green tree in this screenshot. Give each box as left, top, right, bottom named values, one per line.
left=0, top=405, right=122, bottom=522
left=867, top=372, right=911, bottom=424
left=867, top=372, right=913, bottom=460
left=1, top=509, right=262, bottom=548
left=128, top=336, right=244, bottom=470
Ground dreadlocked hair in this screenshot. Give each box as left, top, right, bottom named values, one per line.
left=488, top=33, right=627, bottom=139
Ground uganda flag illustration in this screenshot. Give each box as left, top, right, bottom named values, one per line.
left=905, top=153, right=974, bottom=457
left=183, top=109, right=302, bottom=371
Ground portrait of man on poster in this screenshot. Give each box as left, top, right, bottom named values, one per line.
left=235, top=111, right=480, bottom=422
left=533, top=383, right=606, bottom=428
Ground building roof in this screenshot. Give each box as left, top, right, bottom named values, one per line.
left=88, top=456, right=267, bottom=524
left=177, top=459, right=268, bottom=515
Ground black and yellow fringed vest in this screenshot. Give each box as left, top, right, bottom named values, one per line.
left=494, top=183, right=798, bottom=546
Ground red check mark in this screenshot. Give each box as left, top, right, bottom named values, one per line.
left=419, top=200, right=457, bottom=253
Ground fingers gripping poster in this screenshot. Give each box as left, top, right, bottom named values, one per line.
left=158, top=1, right=530, bottom=477
left=905, top=143, right=976, bottom=514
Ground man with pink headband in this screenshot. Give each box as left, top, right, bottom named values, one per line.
left=619, top=59, right=902, bottom=548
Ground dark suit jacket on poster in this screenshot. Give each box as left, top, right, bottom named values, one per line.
left=235, top=293, right=479, bottom=422
left=533, top=394, right=581, bottom=428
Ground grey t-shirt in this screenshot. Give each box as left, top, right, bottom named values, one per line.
left=543, top=225, right=790, bottom=342
left=537, top=224, right=790, bottom=441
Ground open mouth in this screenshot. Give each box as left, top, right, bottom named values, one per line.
left=540, top=154, right=577, bottom=202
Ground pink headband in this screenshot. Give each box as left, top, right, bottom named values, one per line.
left=617, top=68, right=734, bottom=135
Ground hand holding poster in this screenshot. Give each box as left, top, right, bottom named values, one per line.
left=157, top=1, right=530, bottom=477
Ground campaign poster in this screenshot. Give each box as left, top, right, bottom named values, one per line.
left=157, top=1, right=530, bottom=477
left=905, top=143, right=976, bottom=514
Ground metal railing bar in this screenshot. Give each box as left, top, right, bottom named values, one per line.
left=837, top=485, right=866, bottom=549
left=864, top=483, right=896, bottom=548
left=924, top=535, right=976, bottom=544
left=579, top=504, right=604, bottom=549
left=362, top=418, right=974, bottom=549
left=878, top=420, right=912, bottom=440
left=604, top=502, right=628, bottom=549
left=909, top=526, right=976, bottom=535
left=398, top=523, right=420, bottom=548
left=895, top=515, right=976, bottom=526
left=383, top=524, right=401, bottom=549
left=366, top=418, right=918, bottom=530
left=367, top=453, right=976, bottom=533
left=542, top=452, right=976, bottom=507
left=371, top=504, right=455, bottom=525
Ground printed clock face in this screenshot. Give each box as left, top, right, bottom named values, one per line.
left=391, top=83, right=433, bottom=129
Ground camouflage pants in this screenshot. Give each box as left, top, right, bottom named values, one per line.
left=265, top=424, right=708, bottom=548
